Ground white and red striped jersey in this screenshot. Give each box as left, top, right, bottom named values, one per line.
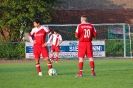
left=47, top=34, right=62, bottom=46
left=75, top=23, right=97, bottom=42
left=29, top=25, right=51, bottom=45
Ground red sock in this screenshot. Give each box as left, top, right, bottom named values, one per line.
left=90, top=61, right=95, bottom=74
left=52, top=56, right=54, bottom=61
left=78, top=62, right=84, bottom=74
left=56, top=57, right=58, bottom=61
left=47, top=63, right=53, bottom=69
left=36, top=64, right=41, bottom=73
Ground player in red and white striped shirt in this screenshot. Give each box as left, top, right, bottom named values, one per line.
left=29, top=18, right=54, bottom=76
left=45, top=29, right=62, bottom=63
left=75, top=15, right=97, bottom=77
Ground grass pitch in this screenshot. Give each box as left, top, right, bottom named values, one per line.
left=0, top=59, right=133, bottom=88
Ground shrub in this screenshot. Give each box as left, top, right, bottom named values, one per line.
left=0, top=42, right=25, bottom=60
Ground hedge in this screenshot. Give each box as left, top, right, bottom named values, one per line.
left=0, top=43, right=25, bottom=60
left=0, top=40, right=131, bottom=60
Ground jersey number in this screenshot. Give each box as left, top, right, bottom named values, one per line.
left=84, top=29, right=90, bottom=38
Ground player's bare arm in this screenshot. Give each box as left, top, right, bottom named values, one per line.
left=93, top=28, right=97, bottom=37
left=43, top=42, right=48, bottom=47
left=56, top=40, right=62, bottom=46
left=75, top=25, right=79, bottom=38
left=29, top=34, right=36, bottom=44
left=43, top=34, right=53, bottom=47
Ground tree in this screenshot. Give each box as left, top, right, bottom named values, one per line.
left=0, top=0, right=59, bottom=42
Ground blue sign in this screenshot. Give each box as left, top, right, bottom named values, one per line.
left=93, top=45, right=104, bottom=51
left=25, top=41, right=105, bottom=58
left=26, top=46, right=33, bottom=53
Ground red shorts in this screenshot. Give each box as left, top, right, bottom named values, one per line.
left=33, top=44, right=49, bottom=59
left=51, top=45, right=60, bottom=52
left=78, top=42, right=93, bottom=58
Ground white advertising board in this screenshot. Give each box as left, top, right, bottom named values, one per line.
left=25, top=41, right=105, bottom=58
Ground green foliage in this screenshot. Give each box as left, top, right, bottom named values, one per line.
left=0, top=40, right=129, bottom=60
left=105, top=40, right=131, bottom=57
left=0, top=39, right=131, bottom=60
left=126, top=40, right=130, bottom=56
left=68, top=27, right=77, bottom=40
left=0, top=0, right=59, bottom=42
left=0, top=60, right=133, bottom=88
left=105, top=40, right=124, bottom=57
left=0, top=43, right=25, bottom=60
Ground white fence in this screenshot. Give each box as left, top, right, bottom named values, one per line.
left=43, top=23, right=131, bottom=58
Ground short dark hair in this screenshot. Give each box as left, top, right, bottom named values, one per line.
left=53, top=29, right=58, bottom=33
left=33, top=18, right=42, bottom=25
left=81, top=15, right=88, bottom=22
left=81, top=15, right=87, bottom=18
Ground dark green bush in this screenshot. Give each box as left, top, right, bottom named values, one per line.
left=0, top=40, right=131, bottom=60
left=105, top=40, right=124, bottom=57
left=0, top=43, right=25, bottom=60
left=105, top=40, right=131, bottom=57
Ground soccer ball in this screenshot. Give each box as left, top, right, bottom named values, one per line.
left=48, top=68, right=57, bottom=76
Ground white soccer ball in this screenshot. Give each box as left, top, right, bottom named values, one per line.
left=48, top=68, right=57, bottom=76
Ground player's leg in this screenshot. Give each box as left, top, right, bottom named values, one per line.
left=55, top=46, right=60, bottom=63
left=35, top=58, right=42, bottom=76
left=35, top=59, right=41, bottom=72
left=50, top=45, right=55, bottom=62
left=42, top=47, right=53, bottom=69
left=76, top=42, right=85, bottom=77
left=45, top=57, right=53, bottom=69
left=87, top=42, right=96, bottom=76
left=50, top=50, right=54, bottom=62
left=89, top=58, right=96, bottom=76
left=55, top=52, right=59, bottom=63
left=76, top=58, right=84, bottom=77
left=34, top=46, right=42, bottom=76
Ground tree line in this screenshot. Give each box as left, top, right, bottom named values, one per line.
left=0, top=0, right=60, bottom=42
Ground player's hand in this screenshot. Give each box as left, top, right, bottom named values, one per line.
left=33, top=40, right=36, bottom=44
left=56, top=44, right=59, bottom=46
left=42, top=42, right=48, bottom=47
left=49, top=34, right=52, bottom=38
left=75, top=36, right=78, bottom=38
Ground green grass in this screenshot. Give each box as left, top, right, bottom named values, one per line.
left=0, top=59, right=133, bottom=88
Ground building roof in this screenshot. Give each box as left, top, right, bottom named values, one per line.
left=56, top=0, right=133, bottom=10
